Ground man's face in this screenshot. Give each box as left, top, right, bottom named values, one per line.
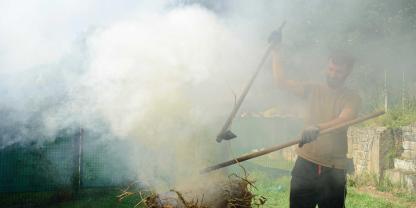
left=325, top=59, right=350, bottom=89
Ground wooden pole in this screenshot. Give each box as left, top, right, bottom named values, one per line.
left=216, top=22, right=286, bottom=142
left=201, top=110, right=385, bottom=174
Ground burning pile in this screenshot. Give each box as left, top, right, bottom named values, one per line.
left=145, top=178, right=252, bottom=208
left=120, top=171, right=265, bottom=208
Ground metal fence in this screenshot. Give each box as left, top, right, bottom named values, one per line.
left=0, top=129, right=138, bottom=194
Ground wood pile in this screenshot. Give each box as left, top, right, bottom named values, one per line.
left=144, top=177, right=253, bottom=208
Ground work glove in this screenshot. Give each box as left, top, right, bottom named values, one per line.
left=268, top=21, right=286, bottom=48
left=298, top=125, right=320, bottom=147
left=268, top=30, right=282, bottom=47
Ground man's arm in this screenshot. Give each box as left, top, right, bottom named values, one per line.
left=272, top=50, right=305, bottom=97
left=299, top=99, right=361, bottom=147
left=317, top=107, right=358, bottom=130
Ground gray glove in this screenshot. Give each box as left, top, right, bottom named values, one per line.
left=268, top=30, right=282, bottom=45
left=268, top=21, right=286, bottom=47
left=298, top=125, right=320, bottom=147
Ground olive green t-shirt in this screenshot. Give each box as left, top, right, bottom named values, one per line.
left=296, top=83, right=361, bottom=170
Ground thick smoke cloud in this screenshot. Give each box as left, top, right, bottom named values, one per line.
left=1, top=0, right=415, bottom=190
left=0, top=0, right=263, bottom=189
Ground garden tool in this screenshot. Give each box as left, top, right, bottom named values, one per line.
left=216, top=21, right=286, bottom=143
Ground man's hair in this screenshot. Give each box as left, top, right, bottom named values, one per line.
left=329, top=50, right=355, bottom=70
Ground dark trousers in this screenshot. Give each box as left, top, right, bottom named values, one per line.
left=290, top=157, right=347, bottom=208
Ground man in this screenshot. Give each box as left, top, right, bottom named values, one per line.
left=272, top=47, right=361, bottom=208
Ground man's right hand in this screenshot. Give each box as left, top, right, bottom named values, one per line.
left=298, top=125, right=320, bottom=147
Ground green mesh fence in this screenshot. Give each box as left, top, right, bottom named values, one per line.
left=0, top=117, right=301, bottom=207
left=0, top=133, right=138, bottom=193
left=0, top=137, right=73, bottom=193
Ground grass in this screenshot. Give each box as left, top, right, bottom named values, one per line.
left=1, top=166, right=414, bottom=208
left=0, top=191, right=56, bottom=207
left=249, top=172, right=290, bottom=207
left=346, top=187, right=407, bottom=208
left=250, top=171, right=414, bottom=208
left=0, top=188, right=145, bottom=208
left=48, top=189, right=145, bottom=208
left=347, top=172, right=416, bottom=207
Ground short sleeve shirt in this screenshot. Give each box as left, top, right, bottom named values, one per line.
left=295, top=83, right=362, bottom=169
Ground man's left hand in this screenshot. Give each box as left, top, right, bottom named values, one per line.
left=299, top=125, right=320, bottom=147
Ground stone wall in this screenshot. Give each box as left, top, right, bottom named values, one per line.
left=279, top=123, right=416, bottom=192
left=400, top=124, right=416, bottom=160
left=385, top=123, right=416, bottom=192
left=347, top=127, right=395, bottom=175
left=280, top=126, right=396, bottom=174
left=346, top=124, right=416, bottom=192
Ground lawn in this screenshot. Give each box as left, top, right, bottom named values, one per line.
left=250, top=172, right=412, bottom=208
left=1, top=160, right=414, bottom=208
left=0, top=189, right=144, bottom=208
left=2, top=178, right=413, bottom=208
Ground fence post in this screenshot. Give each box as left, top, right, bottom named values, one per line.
left=402, top=71, right=406, bottom=112
left=384, top=69, right=388, bottom=113
left=72, top=127, right=84, bottom=193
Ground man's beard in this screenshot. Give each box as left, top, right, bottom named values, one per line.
left=326, top=76, right=344, bottom=89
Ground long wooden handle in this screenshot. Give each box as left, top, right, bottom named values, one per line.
left=217, top=44, right=274, bottom=142
left=201, top=110, right=385, bottom=174
left=217, top=22, right=286, bottom=142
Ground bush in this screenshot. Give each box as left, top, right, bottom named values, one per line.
left=362, top=105, right=416, bottom=128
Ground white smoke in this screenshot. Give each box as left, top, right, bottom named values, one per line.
left=1, top=0, right=415, bottom=190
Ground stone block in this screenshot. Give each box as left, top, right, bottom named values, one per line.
left=402, top=141, right=416, bottom=150
left=385, top=169, right=402, bottom=184
left=394, top=158, right=416, bottom=172
left=404, top=134, right=416, bottom=142
left=385, top=169, right=416, bottom=193
left=403, top=173, right=416, bottom=193
left=401, top=150, right=416, bottom=160
left=353, top=144, right=359, bottom=149
left=402, top=126, right=412, bottom=132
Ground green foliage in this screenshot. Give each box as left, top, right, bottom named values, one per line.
left=346, top=188, right=407, bottom=208
left=249, top=172, right=290, bottom=208
left=384, top=107, right=416, bottom=128
left=347, top=172, right=397, bottom=192
left=347, top=173, right=416, bottom=207
left=361, top=104, right=416, bottom=128
left=394, top=191, right=416, bottom=204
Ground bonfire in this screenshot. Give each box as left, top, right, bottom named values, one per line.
left=119, top=168, right=266, bottom=208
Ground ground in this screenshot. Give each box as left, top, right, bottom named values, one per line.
left=249, top=155, right=416, bottom=208
left=252, top=173, right=415, bottom=208
left=1, top=156, right=415, bottom=207
left=2, top=174, right=414, bottom=207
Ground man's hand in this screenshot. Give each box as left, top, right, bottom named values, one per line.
left=298, top=125, right=320, bottom=147
left=268, top=30, right=282, bottom=46
left=268, top=21, right=286, bottom=48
